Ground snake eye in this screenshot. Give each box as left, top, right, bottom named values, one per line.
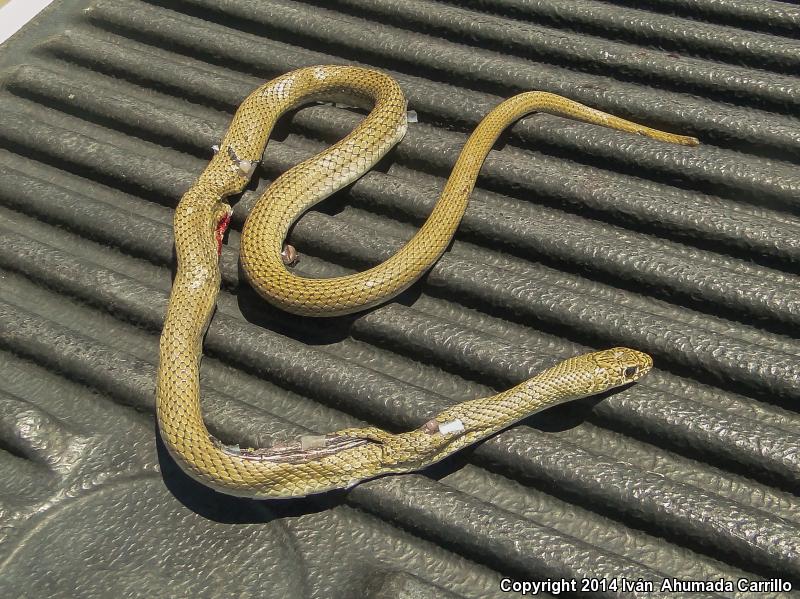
left=624, top=366, right=638, bottom=378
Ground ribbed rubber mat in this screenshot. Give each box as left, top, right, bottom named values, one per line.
left=0, top=0, right=798, bottom=597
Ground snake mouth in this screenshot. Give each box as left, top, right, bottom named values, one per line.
left=609, top=347, right=653, bottom=383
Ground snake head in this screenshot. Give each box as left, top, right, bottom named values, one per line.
left=591, top=347, right=653, bottom=387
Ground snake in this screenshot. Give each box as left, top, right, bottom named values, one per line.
left=156, top=65, right=697, bottom=498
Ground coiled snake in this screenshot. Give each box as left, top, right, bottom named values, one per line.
left=156, top=65, right=697, bottom=498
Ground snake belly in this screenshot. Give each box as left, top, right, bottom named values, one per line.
left=156, top=65, right=695, bottom=498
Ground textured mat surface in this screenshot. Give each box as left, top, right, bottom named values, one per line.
left=0, top=0, right=799, bottom=597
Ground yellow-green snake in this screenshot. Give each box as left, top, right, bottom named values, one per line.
left=156, top=65, right=697, bottom=498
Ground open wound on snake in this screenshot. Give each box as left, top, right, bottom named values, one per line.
left=216, top=143, right=299, bottom=265
left=214, top=416, right=468, bottom=464
left=157, top=65, right=692, bottom=498
left=214, top=208, right=232, bottom=256
left=215, top=435, right=373, bottom=464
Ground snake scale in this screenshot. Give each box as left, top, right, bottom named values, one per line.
left=156, top=65, right=697, bottom=498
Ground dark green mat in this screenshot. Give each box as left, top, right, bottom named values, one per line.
left=1, top=1, right=798, bottom=597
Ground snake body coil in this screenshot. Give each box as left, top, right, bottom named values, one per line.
left=157, top=66, right=695, bottom=498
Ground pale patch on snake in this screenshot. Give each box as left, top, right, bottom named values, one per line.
left=156, top=65, right=696, bottom=498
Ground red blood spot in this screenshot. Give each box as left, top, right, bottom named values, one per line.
left=215, top=211, right=231, bottom=256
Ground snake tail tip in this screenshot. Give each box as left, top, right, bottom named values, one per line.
left=677, top=134, right=700, bottom=147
